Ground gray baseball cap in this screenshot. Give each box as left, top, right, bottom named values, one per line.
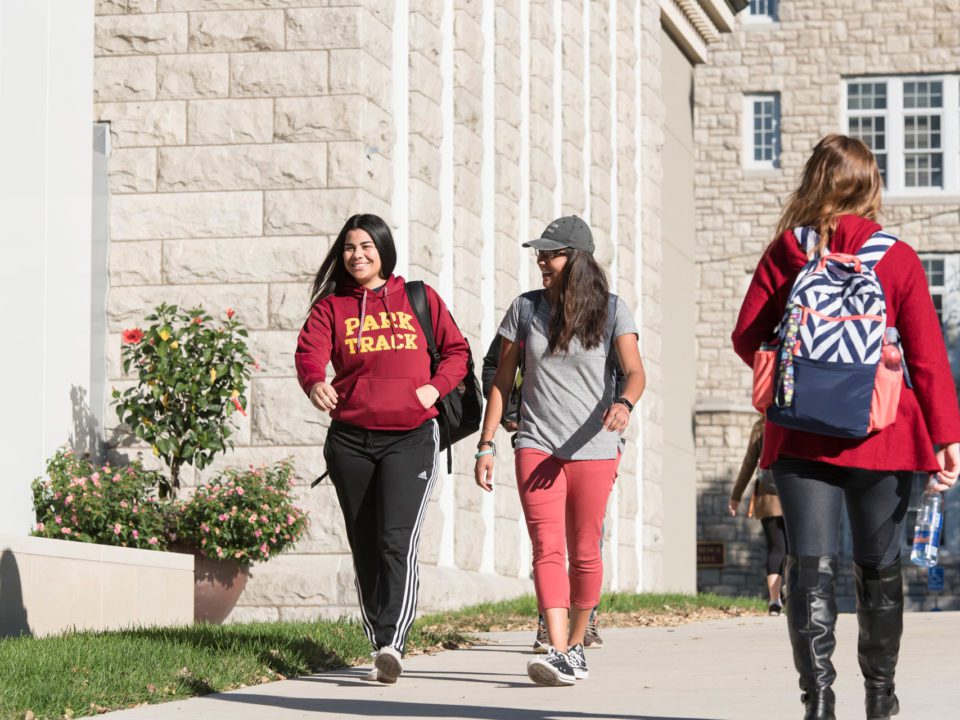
left=522, top=215, right=595, bottom=254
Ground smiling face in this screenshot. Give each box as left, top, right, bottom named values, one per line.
left=343, top=229, right=383, bottom=288
left=535, top=248, right=570, bottom=290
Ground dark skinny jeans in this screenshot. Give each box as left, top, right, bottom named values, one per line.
left=772, top=457, right=913, bottom=569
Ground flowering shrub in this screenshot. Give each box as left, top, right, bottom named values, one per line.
left=31, top=448, right=167, bottom=550
left=113, top=303, right=256, bottom=496
left=174, top=459, right=308, bottom=566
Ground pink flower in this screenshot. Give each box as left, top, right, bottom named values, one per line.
left=218, top=513, right=228, bottom=521
left=216, top=547, right=224, bottom=558
left=192, top=316, right=203, bottom=325
left=55, top=515, right=62, bottom=525
left=236, top=487, right=245, bottom=496
left=113, top=524, right=121, bottom=535
left=61, top=527, right=72, bottom=535
left=132, top=506, right=138, bottom=514
left=226, top=308, right=235, bottom=319
left=234, top=551, right=242, bottom=559
left=260, top=543, right=269, bottom=555
left=201, top=524, right=210, bottom=533
left=148, top=537, right=158, bottom=545
left=254, top=529, right=262, bottom=538
left=261, top=516, right=269, bottom=524
left=274, top=525, right=281, bottom=534
left=201, top=538, right=207, bottom=546
left=122, top=328, right=144, bottom=345
left=249, top=513, right=258, bottom=524
left=132, top=530, right=139, bottom=539
left=286, top=514, right=295, bottom=526
left=91, top=472, right=100, bottom=483
left=112, top=473, right=121, bottom=483
left=120, top=500, right=128, bottom=509
left=35, top=522, right=45, bottom=532
left=65, top=494, right=74, bottom=506
left=230, top=506, right=238, bottom=516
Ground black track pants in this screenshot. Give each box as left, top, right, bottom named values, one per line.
left=772, top=457, right=912, bottom=569
left=324, top=419, right=439, bottom=654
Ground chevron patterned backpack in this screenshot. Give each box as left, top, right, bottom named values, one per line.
left=752, top=226, right=909, bottom=438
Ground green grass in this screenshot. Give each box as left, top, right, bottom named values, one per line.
left=0, top=592, right=763, bottom=720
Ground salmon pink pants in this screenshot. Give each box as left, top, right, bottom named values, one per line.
left=515, top=448, right=617, bottom=610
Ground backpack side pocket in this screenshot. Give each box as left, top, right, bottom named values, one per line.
left=752, top=344, right=778, bottom=412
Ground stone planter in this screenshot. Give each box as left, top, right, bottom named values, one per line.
left=193, top=553, right=250, bottom=624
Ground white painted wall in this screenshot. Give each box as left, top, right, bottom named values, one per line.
left=0, top=1, right=95, bottom=535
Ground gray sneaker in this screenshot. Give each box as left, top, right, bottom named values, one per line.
left=532, top=617, right=549, bottom=654
left=567, top=642, right=589, bottom=679
left=583, top=614, right=603, bottom=649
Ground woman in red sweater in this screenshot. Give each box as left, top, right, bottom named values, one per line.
left=296, top=214, right=469, bottom=684
left=732, top=135, right=960, bottom=720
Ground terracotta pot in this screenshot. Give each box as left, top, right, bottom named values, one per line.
left=193, top=553, right=250, bottom=624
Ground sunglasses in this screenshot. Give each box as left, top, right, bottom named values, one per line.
left=534, top=249, right=570, bottom=262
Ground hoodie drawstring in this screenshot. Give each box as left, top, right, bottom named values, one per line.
left=357, top=289, right=369, bottom=344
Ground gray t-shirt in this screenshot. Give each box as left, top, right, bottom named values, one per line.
left=497, top=293, right=638, bottom=460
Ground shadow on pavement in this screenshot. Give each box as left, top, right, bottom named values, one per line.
left=207, top=692, right=717, bottom=720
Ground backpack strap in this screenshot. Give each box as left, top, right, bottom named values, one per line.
left=405, top=281, right=453, bottom=470
left=516, top=290, right=544, bottom=372
left=406, top=281, right=440, bottom=369
left=855, top=230, right=898, bottom=270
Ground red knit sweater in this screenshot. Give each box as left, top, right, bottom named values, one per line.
left=732, top=214, right=960, bottom=472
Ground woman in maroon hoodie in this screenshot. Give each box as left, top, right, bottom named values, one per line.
left=295, top=213, right=469, bottom=684
left=733, top=135, right=960, bottom=720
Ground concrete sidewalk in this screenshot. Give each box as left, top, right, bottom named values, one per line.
left=99, top=612, right=960, bottom=720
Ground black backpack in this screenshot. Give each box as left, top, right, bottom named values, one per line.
left=406, top=281, right=483, bottom=472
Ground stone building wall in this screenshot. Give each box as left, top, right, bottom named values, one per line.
left=694, top=0, right=960, bottom=607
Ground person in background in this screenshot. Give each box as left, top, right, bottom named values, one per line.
left=729, top=414, right=787, bottom=616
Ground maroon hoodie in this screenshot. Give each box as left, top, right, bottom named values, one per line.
left=732, top=214, right=960, bottom=472
left=296, top=274, right=470, bottom=431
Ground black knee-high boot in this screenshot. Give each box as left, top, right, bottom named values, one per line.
left=855, top=558, right=903, bottom=720
left=783, top=555, right=838, bottom=720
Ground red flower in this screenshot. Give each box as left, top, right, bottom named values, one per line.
left=122, top=328, right=144, bottom=345
left=226, top=308, right=235, bottom=319
left=231, top=397, right=248, bottom=417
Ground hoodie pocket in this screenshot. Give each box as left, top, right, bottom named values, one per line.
left=348, top=377, right=425, bottom=427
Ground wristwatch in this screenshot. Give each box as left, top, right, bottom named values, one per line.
left=614, top=397, right=634, bottom=413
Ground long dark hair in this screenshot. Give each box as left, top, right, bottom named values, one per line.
left=309, top=214, right=398, bottom=306
left=547, top=250, right=609, bottom=353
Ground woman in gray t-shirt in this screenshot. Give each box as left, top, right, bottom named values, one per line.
left=474, top=215, right=646, bottom=687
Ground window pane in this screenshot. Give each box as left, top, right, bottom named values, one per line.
left=905, top=152, right=944, bottom=188
left=749, top=95, right=779, bottom=166
left=848, top=116, right=887, bottom=185
left=749, top=0, right=777, bottom=18
left=904, top=80, right=944, bottom=109
left=847, top=82, right=887, bottom=110
left=905, top=115, right=942, bottom=150
left=923, top=258, right=945, bottom=287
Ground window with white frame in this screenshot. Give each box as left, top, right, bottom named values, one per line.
left=845, top=76, right=960, bottom=196
left=743, top=93, right=781, bottom=169
left=746, top=0, right=777, bottom=22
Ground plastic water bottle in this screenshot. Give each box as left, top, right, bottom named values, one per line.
left=911, top=479, right=944, bottom=568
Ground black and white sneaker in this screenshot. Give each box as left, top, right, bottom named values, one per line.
left=526, top=648, right=576, bottom=686
left=567, top=643, right=589, bottom=679
left=532, top=616, right=549, bottom=654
